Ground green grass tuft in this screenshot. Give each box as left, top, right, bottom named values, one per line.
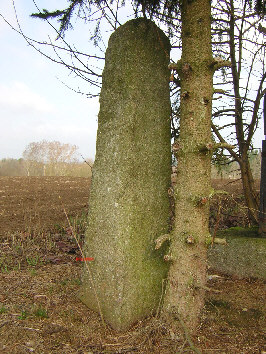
left=0, top=305, right=7, bottom=314
left=34, top=306, right=48, bottom=318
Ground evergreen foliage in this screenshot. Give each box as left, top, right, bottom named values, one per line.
left=30, top=0, right=181, bottom=36
left=254, top=0, right=266, bottom=14
left=31, top=0, right=86, bottom=37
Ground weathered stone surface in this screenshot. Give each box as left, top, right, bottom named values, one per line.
left=208, top=236, right=266, bottom=279
left=79, top=18, right=171, bottom=331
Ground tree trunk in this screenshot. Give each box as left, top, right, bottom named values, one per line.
left=239, top=152, right=260, bottom=224
left=163, top=0, right=213, bottom=333
left=229, top=0, right=259, bottom=223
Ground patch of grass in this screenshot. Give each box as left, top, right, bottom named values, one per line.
left=212, top=299, right=231, bottom=308
left=13, top=262, right=21, bottom=271
left=44, top=232, right=56, bottom=251
left=0, top=305, right=7, bottom=314
left=68, top=211, right=88, bottom=242
left=60, top=278, right=69, bottom=286
left=0, top=264, right=9, bottom=273
left=34, top=306, right=48, bottom=319
left=26, top=255, right=40, bottom=267
left=71, top=278, right=81, bottom=286
left=14, top=244, right=22, bottom=253
left=11, top=233, right=23, bottom=250
left=54, top=224, right=65, bottom=233
left=0, top=254, right=23, bottom=273
left=59, top=277, right=81, bottom=288
left=47, top=285, right=55, bottom=294
left=18, top=310, right=30, bottom=320
left=29, top=268, right=37, bottom=276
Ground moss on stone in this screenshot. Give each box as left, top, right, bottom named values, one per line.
left=217, top=226, right=259, bottom=239
left=208, top=229, right=266, bottom=279
left=79, top=19, right=171, bottom=331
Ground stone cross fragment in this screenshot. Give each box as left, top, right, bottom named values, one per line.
left=79, top=18, right=171, bottom=331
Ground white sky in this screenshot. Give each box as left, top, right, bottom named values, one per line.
left=0, top=1, right=264, bottom=161
left=0, top=0, right=103, bottom=160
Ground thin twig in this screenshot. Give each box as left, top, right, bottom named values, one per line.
left=20, top=327, right=41, bottom=331
left=80, top=154, right=93, bottom=169
left=156, top=278, right=167, bottom=318
left=0, top=321, right=11, bottom=328
left=59, top=197, right=106, bottom=329
left=172, top=311, right=201, bottom=354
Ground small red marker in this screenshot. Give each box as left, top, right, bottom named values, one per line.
left=75, top=257, right=94, bottom=262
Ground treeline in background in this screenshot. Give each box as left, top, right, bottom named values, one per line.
left=0, top=140, right=261, bottom=179
left=0, top=140, right=93, bottom=177
left=211, top=149, right=261, bottom=179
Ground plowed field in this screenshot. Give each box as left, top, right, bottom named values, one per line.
left=0, top=177, right=91, bottom=237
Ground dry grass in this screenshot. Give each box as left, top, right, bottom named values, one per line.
left=0, top=228, right=265, bottom=353
left=0, top=177, right=265, bottom=353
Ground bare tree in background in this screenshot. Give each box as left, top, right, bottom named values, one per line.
left=211, top=0, right=265, bottom=223
left=23, top=140, right=79, bottom=176
left=23, top=141, right=46, bottom=176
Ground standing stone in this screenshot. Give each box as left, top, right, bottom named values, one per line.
left=79, top=18, right=171, bottom=331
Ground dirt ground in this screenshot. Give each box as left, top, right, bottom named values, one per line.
left=0, top=177, right=265, bottom=353
left=0, top=176, right=91, bottom=237
left=0, top=176, right=259, bottom=237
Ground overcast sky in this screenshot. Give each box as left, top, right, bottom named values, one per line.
left=0, top=1, right=264, bottom=161
left=0, top=0, right=105, bottom=160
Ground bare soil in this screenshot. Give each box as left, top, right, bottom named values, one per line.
left=0, top=177, right=265, bottom=353
left=0, top=176, right=91, bottom=237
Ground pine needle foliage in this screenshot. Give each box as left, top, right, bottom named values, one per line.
left=247, top=0, right=266, bottom=14
left=30, top=0, right=264, bottom=40
left=31, top=0, right=181, bottom=37
left=31, top=0, right=85, bottom=37
left=254, top=0, right=266, bottom=14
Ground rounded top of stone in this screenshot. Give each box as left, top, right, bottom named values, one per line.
left=108, top=17, right=170, bottom=49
